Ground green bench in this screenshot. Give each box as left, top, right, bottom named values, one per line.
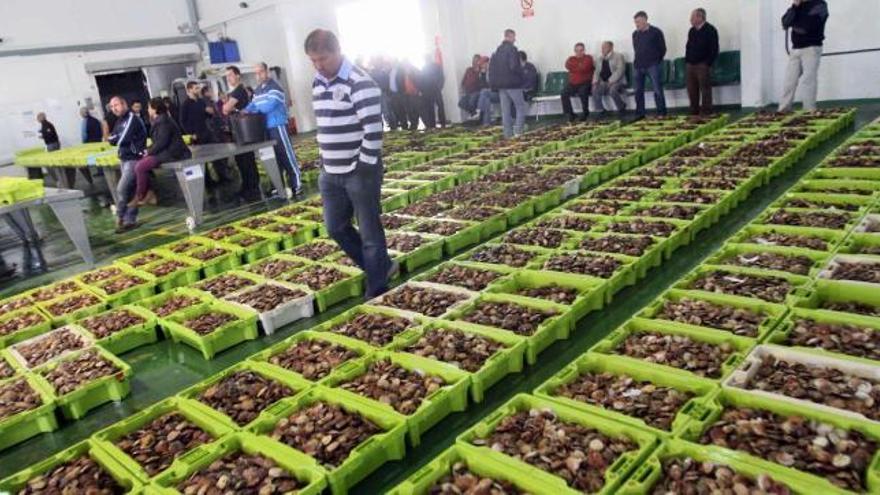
left=626, top=51, right=741, bottom=91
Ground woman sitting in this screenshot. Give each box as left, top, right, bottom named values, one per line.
left=129, top=97, right=191, bottom=207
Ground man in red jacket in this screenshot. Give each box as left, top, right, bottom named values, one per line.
left=561, top=42, right=595, bottom=122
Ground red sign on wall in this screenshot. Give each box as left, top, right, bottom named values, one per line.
left=521, top=0, right=534, bottom=17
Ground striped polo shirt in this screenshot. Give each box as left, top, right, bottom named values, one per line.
left=312, top=58, right=384, bottom=174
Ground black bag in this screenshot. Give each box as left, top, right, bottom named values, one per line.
left=230, top=113, right=267, bottom=145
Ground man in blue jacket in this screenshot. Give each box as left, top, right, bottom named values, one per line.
left=107, top=96, right=148, bottom=232
left=489, top=29, right=527, bottom=138
left=245, top=62, right=301, bottom=196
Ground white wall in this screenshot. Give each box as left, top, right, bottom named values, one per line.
left=439, top=0, right=743, bottom=117
left=0, top=0, right=196, bottom=163
left=0, top=44, right=200, bottom=163
left=741, top=0, right=880, bottom=107
left=0, top=0, right=191, bottom=49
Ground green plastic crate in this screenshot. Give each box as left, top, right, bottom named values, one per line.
left=577, top=231, right=667, bottom=278
left=312, top=304, right=423, bottom=352
left=534, top=352, right=717, bottom=437
left=413, top=261, right=514, bottom=293
left=321, top=350, right=470, bottom=446
left=92, top=396, right=233, bottom=482
left=728, top=224, right=845, bottom=254
left=528, top=249, right=639, bottom=302
left=0, top=440, right=141, bottom=493
left=7, top=323, right=95, bottom=370
left=617, top=438, right=822, bottom=495
left=0, top=307, right=52, bottom=349
left=387, top=444, right=558, bottom=495
left=485, top=269, right=606, bottom=320
left=247, top=386, right=407, bottom=495
left=445, top=292, right=573, bottom=365
left=773, top=191, right=873, bottom=213
left=674, top=264, right=810, bottom=306
left=590, top=317, right=755, bottom=381
left=33, top=346, right=132, bottom=420
left=457, top=394, right=660, bottom=495
left=705, top=243, right=830, bottom=279
left=0, top=374, right=58, bottom=451
left=388, top=233, right=445, bottom=273
left=840, top=233, right=880, bottom=257
left=453, top=241, right=554, bottom=272
left=150, top=432, right=327, bottom=495
left=77, top=304, right=159, bottom=355
left=178, top=360, right=312, bottom=431
left=160, top=239, right=244, bottom=278
left=767, top=306, right=880, bottom=366
left=139, top=254, right=202, bottom=292
left=258, top=219, right=319, bottom=250
left=283, top=262, right=364, bottom=313
left=637, top=288, right=788, bottom=342
left=404, top=219, right=483, bottom=256
left=36, top=290, right=108, bottom=327
left=136, top=288, right=217, bottom=322
left=248, top=330, right=369, bottom=385
left=381, top=189, right=411, bottom=213
left=81, top=264, right=158, bottom=308
left=678, top=387, right=880, bottom=495
left=389, top=319, right=526, bottom=403
left=225, top=230, right=283, bottom=264
left=161, top=301, right=258, bottom=359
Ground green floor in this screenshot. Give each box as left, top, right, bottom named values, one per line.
left=1, top=101, right=879, bottom=489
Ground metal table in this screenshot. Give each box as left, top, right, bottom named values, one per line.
left=0, top=187, right=94, bottom=265
left=159, top=141, right=286, bottom=230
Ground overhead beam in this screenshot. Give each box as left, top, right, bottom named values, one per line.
left=0, top=35, right=199, bottom=58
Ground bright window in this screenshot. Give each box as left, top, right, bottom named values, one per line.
left=336, top=0, right=427, bottom=67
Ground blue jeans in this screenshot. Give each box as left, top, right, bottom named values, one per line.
left=115, top=159, right=138, bottom=226
left=634, top=63, right=667, bottom=117
left=499, top=88, right=527, bottom=138
left=477, top=89, right=499, bottom=125
left=381, top=95, right=397, bottom=130
left=319, top=161, right=392, bottom=298
left=267, top=125, right=301, bottom=191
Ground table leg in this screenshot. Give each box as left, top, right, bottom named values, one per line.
left=47, top=199, right=94, bottom=266
left=175, top=164, right=206, bottom=230
left=258, top=146, right=289, bottom=199
left=102, top=167, right=120, bottom=204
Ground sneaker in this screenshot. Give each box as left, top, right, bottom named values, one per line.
left=386, top=259, right=400, bottom=281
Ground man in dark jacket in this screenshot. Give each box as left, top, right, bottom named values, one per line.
left=779, top=0, right=829, bottom=112
left=631, top=11, right=668, bottom=118
left=521, top=51, right=539, bottom=101
left=418, top=54, right=446, bottom=129
left=179, top=81, right=210, bottom=143
left=489, top=28, right=527, bottom=138
left=107, top=96, right=148, bottom=232
left=685, top=8, right=720, bottom=115
left=80, top=108, right=103, bottom=143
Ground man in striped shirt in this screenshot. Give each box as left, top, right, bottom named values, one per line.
left=306, top=29, right=396, bottom=298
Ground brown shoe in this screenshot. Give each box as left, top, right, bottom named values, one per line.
left=142, top=190, right=158, bottom=206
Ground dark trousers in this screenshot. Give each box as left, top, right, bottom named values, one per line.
left=390, top=93, right=420, bottom=130
left=634, top=63, right=667, bottom=117
left=561, top=82, right=591, bottom=118
left=234, top=152, right=260, bottom=201
left=319, top=161, right=392, bottom=297
left=420, top=90, right=446, bottom=128
left=268, top=125, right=301, bottom=191
left=686, top=63, right=713, bottom=115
